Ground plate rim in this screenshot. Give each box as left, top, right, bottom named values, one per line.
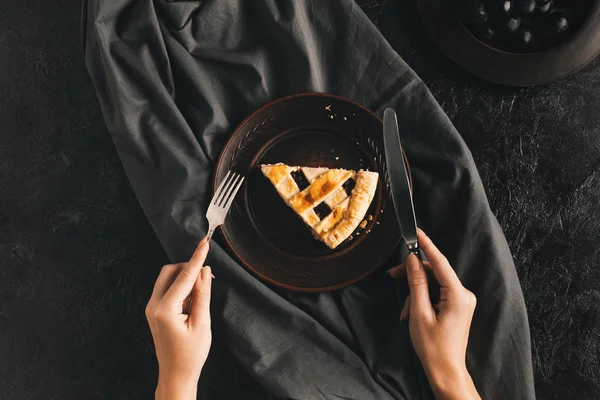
left=213, top=92, right=407, bottom=292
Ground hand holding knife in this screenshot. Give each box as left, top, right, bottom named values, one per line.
left=383, top=108, right=438, bottom=308
left=382, top=109, right=482, bottom=399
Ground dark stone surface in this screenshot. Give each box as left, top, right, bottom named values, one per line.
left=1, top=0, right=598, bottom=399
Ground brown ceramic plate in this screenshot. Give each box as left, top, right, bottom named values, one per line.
left=214, top=93, right=406, bottom=292
left=417, top=0, right=600, bottom=86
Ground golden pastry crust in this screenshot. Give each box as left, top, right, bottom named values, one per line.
left=263, top=163, right=294, bottom=185
left=260, top=164, right=378, bottom=249
left=289, top=169, right=353, bottom=215
left=320, top=171, right=378, bottom=248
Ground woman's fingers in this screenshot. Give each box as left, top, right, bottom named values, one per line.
left=388, top=261, right=432, bottom=278
left=190, top=266, right=212, bottom=327
left=150, top=263, right=184, bottom=303
left=406, top=253, right=434, bottom=320
left=162, top=238, right=210, bottom=309
left=417, top=229, right=462, bottom=289
left=400, top=295, right=411, bottom=320
left=189, top=237, right=210, bottom=267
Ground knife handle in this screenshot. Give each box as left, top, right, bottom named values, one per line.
left=408, top=242, right=429, bottom=263
left=409, top=246, right=421, bottom=259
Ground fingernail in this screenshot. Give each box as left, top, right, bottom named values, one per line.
left=211, top=273, right=216, bottom=279
left=408, top=254, right=421, bottom=272
left=386, top=268, right=394, bottom=275
left=202, top=266, right=212, bottom=278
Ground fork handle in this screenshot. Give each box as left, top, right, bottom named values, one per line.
left=206, top=226, right=215, bottom=241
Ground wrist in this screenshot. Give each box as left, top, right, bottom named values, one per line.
left=427, top=365, right=480, bottom=400
left=156, top=374, right=198, bottom=400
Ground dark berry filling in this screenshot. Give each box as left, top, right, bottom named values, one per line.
left=314, top=202, right=332, bottom=220
left=342, top=178, right=356, bottom=196
left=291, top=170, right=310, bottom=191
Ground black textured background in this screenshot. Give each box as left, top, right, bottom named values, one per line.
left=1, top=0, right=599, bottom=399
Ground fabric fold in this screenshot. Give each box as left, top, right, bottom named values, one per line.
left=84, top=0, right=535, bottom=398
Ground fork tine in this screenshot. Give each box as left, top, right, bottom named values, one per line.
left=218, top=173, right=241, bottom=208
left=212, top=171, right=231, bottom=206
left=215, top=172, right=237, bottom=207
left=223, top=175, right=244, bottom=211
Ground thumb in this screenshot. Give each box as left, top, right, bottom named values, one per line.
left=406, top=253, right=433, bottom=320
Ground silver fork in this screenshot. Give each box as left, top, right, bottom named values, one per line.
left=205, top=171, right=245, bottom=240
left=183, top=171, right=244, bottom=314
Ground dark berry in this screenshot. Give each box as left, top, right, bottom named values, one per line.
left=537, top=0, right=552, bottom=13
left=521, top=30, right=533, bottom=45
left=515, top=0, right=536, bottom=14
left=487, top=0, right=512, bottom=18
left=505, top=17, right=522, bottom=32
left=545, top=12, right=569, bottom=34
left=473, top=4, right=489, bottom=24
left=481, top=26, right=496, bottom=42
left=471, top=22, right=496, bottom=42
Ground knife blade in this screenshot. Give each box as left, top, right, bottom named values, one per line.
left=383, top=108, right=421, bottom=256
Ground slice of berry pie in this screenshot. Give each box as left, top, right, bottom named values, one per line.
left=260, top=163, right=378, bottom=249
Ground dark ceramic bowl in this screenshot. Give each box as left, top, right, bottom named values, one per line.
left=418, top=0, right=600, bottom=85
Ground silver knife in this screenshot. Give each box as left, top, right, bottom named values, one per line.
left=383, top=108, right=421, bottom=258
